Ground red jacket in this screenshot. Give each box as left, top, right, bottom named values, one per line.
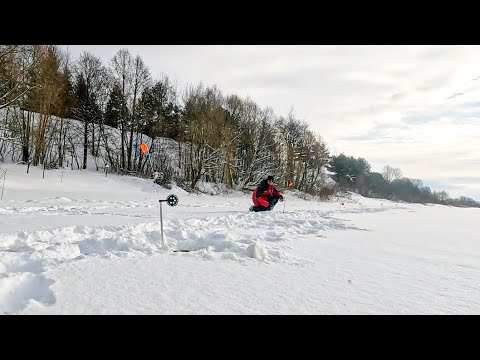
left=252, top=179, right=282, bottom=207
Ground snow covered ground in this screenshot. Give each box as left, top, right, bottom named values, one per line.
left=0, top=162, right=479, bottom=314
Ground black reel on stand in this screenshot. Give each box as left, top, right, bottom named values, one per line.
left=158, top=194, right=188, bottom=252
left=166, top=194, right=178, bottom=207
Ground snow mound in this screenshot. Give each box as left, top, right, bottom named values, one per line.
left=247, top=242, right=269, bottom=260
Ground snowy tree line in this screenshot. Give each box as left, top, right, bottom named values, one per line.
left=0, top=45, right=333, bottom=195
left=328, top=154, right=480, bottom=207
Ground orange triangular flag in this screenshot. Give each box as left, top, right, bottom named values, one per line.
left=140, top=142, right=149, bottom=154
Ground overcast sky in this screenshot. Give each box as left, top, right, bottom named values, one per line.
left=64, top=45, right=480, bottom=200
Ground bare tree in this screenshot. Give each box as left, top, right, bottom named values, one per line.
left=0, top=46, right=42, bottom=167
left=110, top=49, right=133, bottom=170
left=180, top=83, right=236, bottom=190
left=136, top=73, right=180, bottom=176
left=72, top=52, right=107, bottom=169
left=436, top=190, right=449, bottom=202
left=128, top=55, right=150, bottom=171
left=239, top=103, right=278, bottom=187
left=382, top=165, right=402, bottom=183
left=0, top=45, right=35, bottom=110
left=276, top=110, right=303, bottom=182
left=30, top=46, right=66, bottom=168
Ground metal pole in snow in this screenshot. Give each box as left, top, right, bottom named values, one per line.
left=1, top=169, right=6, bottom=201
left=158, top=195, right=178, bottom=251
left=159, top=200, right=165, bottom=249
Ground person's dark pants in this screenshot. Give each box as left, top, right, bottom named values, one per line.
left=253, top=195, right=280, bottom=212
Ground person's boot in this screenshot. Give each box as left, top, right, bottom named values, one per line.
left=267, top=196, right=280, bottom=210
left=256, top=206, right=269, bottom=212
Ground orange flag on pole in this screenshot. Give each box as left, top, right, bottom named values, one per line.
left=140, top=142, right=149, bottom=154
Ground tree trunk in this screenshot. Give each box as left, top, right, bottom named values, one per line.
left=91, top=120, right=95, bottom=156
left=22, top=145, right=29, bottom=163
left=58, top=117, right=64, bottom=167
left=120, top=123, right=125, bottom=169
left=83, top=118, right=88, bottom=169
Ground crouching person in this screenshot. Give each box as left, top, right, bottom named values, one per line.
left=250, top=175, right=284, bottom=212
